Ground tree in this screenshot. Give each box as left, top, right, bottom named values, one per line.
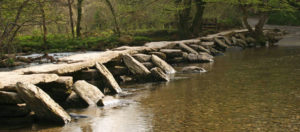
left=175, top=0, right=207, bottom=38
left=175, top=0, right=192, bottom=38
left=38, top=0, right=48, bottom=50
left=0, top=0, right=31, bottom=54
left=104, top=0, right=121, bottom=37
left=76, top=0, right=83, bottom=38
left=207, top=0, right=296, bottom=45
left=67, top=0, right=75, bottom=38
left=191, top=0, right=206, bottom=35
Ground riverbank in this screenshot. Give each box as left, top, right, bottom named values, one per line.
left=0, top=28, right=284, bottom=129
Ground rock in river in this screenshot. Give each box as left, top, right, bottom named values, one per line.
left=73, top=80, right=104, bottom=106
left=182, top=66, right=207, bottom=73
left=16, top=82, right=71, bottom=124
left=96, top=62, right=122, bottom=94
left=132, top=54, right=152, bottom=62
left=123, top=54, right=151, bottom=76
left=151, top=55, right=176, bottom=74
left=150, top=67, right=170, bottom=82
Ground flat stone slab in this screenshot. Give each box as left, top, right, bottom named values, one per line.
left=73, top=80, right=104, bottom=106
left=123, top=54, right=151, bottom=76
left=151, top=55, right=176, bottom=74
left=150, top=67, right=170, bottom=82
left=0, top=73, right=59, bottom=90
left=96, top=63, right=122, bottom=94
left=16, top=82, right=71, bottom=124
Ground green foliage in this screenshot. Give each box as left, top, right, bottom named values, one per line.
left=268, top=11, right=300, bottom=26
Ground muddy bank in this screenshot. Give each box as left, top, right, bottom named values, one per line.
left=0, top=28, right=284, bottom=128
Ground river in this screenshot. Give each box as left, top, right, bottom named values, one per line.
left=12, top=25, right=300, bottom=131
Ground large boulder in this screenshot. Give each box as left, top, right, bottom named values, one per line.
left=123, top=54, right=151, bottom=76
left=189, top=45, right=211, bottom=54
left=222, top=36, right=233, bottom=46
left=149, top=52, right=167, bottom=60
left=200, top=41, right=215, bottom=49
left=187, top=53, right=214, bottom=62
left=0, top=91, right=24, bottom=104
left=151, top=55, right=176, bottom=74
left=96, top=63, right=122, bottom=94
left=160, top=49, right=183, bottom=58
left=73, top=80, right=104, bottom=106
left=182, top=66, right=207, bottom=73
left=132, top=54, right=152, bottom=62
left=16, top=82, right=71, bottom=124
left=142, top=62, right=154, bottom=69
left=150, top=67, right=170, bottom=82
left=178, top=43, right=198, bottom=54
left=214, top=38, right=229, bottom=50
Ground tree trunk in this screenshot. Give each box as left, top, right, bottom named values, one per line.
left=176, top=0, right=192, bottom=38
left=104, top=0, right=121, bottom=37
left=191, top=0, right=206, bottom=35
left=76, top=0, right=83, bottom=38
left=38, top=0, right=48, bottom=50
left=254, top=13, right=269, bottom=45
left=67, top=0, right=75, bottom=38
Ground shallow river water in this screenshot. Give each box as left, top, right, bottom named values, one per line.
left=12, top=25, right=300, bottom=132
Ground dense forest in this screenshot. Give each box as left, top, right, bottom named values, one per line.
left=0, top=0, right=299, bottom=55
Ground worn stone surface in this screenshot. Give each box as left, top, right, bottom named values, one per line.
left=236, top=38, right=248, bottom=47
left=16, top=82, right=71, bottom=124
left=142, top=62, right=154, bottom=69
left=148, top=52, right=167, bottom=60
left=123, top=54, right=151, bottom=76
left=96, top=62, right=122, bottom=94
left=0, top=73, right=59, bottom=90
left=151, top=55, right=176, bottom=74
left=214, top=38, right=229, bottom=49
left=178, top=43, right=199, bottom=54
left=73, top=80, right=104, bottom=106
left=168, top=57, right=185, bottom=63
left=150, top=67, right=170, bottom=82
left=189, top=45, right=211, bottom=53
left=187, top=53, right=214, bottom=62
left=0, top=104, right=30, bottom=117
left=133, top=54, right=152, bottom=62
left=0, top=91, right=24, bottom=104
left=222, top=36, right=232, bottom=46
left=200, top=41, right=215, bottom=49
left=109, top=66, right=129, bottom=76
left=160, top=49, right=183, bottom=58
left=182, top=66, right=207, bottom=73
